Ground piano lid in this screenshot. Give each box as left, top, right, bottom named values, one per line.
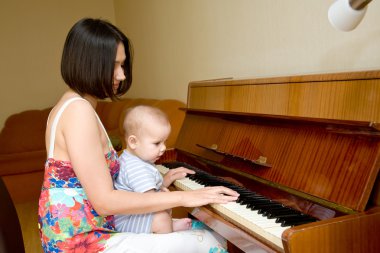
left=187, top=70, right=380, bottom=122
left=175, top=70, right=380, bottom=213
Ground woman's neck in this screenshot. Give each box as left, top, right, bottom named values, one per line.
left=82, top=94, right=97, bottom=108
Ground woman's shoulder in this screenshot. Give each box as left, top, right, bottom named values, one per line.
left=48, top=94, right=98, bottom=135
left=56, top=94, right=94, bottom=118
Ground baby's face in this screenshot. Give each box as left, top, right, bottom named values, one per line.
left=133, top=123, right=171, bottom=163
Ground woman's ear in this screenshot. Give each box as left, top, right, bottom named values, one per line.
left=127, top=135, right=138, bottom=149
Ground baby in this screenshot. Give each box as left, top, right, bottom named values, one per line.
left=114, top=105, right=192, bottom=233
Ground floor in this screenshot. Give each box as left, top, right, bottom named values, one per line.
left=15, top=200, right=43, bottom=253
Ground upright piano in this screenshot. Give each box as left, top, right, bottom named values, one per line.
left=157, top=70, right=380, bottom=253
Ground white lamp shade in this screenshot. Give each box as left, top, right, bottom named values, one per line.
left=328, top=0, right=368, bottom=31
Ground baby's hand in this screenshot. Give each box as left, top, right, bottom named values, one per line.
left=162, top=166, right=195, bottom=188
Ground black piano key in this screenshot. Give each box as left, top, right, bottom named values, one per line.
left=235, top=188, right=253, bottom=193
left=276, top=214, right=317, bottom=226
left=242, top=200, right=268, bottom=208
left=277, top=214, right=317, bottom=221
left=237, top=196, right=259, bottom=204
left=229, top=186, right=250, bottom=192
left=280, top=217, right=317, bottom=227
left=243, top=197, right=272, bottom=203
left=162, top=161, right=190, bottom=169
left=239, top=195, right=268, bottom=204
left=274, top=213, right=304, bottom=220
left=278, top=215, right=317, bottom=222
left=248, top=202, right=284, bottom=211
left=257, top=205, right=288, bottom=215
left=260, top=206, right=289, bottom=214
left=245, top=199, right=274, bottom=205
left=264, top=208, right=302, bottom=218
left=237, top=191, right=262, bottom=197
left=241, top=197, right=269, bottom=204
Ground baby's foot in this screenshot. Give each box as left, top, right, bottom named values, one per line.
left=173, top=218, right=192, bottom=232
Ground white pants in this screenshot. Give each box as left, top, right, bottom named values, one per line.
left=103, top=228, right=227, bottom=253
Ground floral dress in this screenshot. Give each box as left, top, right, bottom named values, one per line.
left=38, top=97, right=120, bottom=253
left=38, top=152, right=119, bottom=252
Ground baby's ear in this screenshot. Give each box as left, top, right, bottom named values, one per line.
left=127, top=135, right=138, bottom=149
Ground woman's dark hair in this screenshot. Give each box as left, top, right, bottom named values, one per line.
left=61, top=18, right=133, bottom=100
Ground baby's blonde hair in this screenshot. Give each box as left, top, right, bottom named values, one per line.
left=123, top=105, right=170, bottom=138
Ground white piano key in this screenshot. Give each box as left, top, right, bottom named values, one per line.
left=266, top=226, right=289, bottom=239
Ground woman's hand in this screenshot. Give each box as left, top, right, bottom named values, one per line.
left=162, top=167, right=195, bottom=188
left=180, top=186, right=239, bottom=207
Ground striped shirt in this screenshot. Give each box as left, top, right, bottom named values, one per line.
left=113, top=150, right=163, bottom=233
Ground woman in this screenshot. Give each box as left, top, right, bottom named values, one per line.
left=38, top=18, right=239, bottom=253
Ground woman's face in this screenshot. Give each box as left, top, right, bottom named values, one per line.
left=113, top=43, right=126, bottom=93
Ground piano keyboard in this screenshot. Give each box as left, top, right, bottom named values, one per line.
left=157, top=162, right=318, bottom=250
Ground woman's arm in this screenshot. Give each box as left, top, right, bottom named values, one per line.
left=61, top=101, right=239, bottom=216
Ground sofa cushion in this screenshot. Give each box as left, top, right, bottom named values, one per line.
left=95, top=99, right=134, bottom=131
left=0, top=108, right=50, bottom=154
left=0, top=150, right=46, bottom=176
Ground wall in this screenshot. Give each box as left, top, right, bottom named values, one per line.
left=0, top=0, right=115, bottom=128
left=114, top=0, right=380, bottom=103
left=1, top=0, right=379, bottom=128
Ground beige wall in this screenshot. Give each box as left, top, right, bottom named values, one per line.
left=0, top=0, right=115, bottom=128
left=114, top=0, right=380, bottom=102
left=1, top=0, right=380, bottom=128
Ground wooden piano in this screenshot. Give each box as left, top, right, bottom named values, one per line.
left=157, top=70, right=380, bottom=253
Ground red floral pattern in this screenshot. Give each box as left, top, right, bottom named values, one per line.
left=38, top=149, right=120, bottom=253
